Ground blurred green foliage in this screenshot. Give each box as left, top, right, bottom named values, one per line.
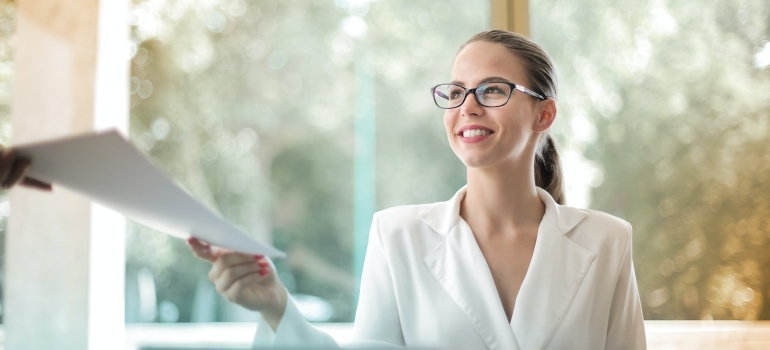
left=127, top=0, right=485, bottom=322
left=0, top=0, right=768, bottom=325
left=532, top=0, right=770, bottom=320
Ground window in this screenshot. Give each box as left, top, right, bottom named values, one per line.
left=127, top=0, right=489, bottom=323
left=531, top=0, right=770, bottom=320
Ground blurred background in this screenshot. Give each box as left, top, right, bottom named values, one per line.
left=1, top=0, right=769, bottom=348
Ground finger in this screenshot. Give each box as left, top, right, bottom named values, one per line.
left=222, top=272, right=265, bottom=305
left=214, top=260, right=263, bottom=294
left=187, top=237, right=218, bottom=263
left=4, top=158, right=31, bottom=189
left=0, top=149, right=15, bottom=186
left=21, top=176, right=53, bottom=191
left=210, top=251, right=262, bottom=281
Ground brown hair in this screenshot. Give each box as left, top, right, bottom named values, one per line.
left=460, top=30, right=565, bottom=204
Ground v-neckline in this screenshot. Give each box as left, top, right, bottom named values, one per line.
left=420, top=185, right=595, bottom=349
left=457, top=217, right=539, bottom=326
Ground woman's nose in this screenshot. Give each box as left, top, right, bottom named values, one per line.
left=460, top=92, right=483, bottom=117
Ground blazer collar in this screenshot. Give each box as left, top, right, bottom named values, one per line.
left=420, top=186, right=595, bottom=350
left=417, top=185, right=588, bottom=236
left=416, top=186, right=465, bottom=235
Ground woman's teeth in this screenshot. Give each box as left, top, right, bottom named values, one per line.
left=462, top=129, right=491, bottom=137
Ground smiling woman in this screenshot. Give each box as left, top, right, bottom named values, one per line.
left=192, top=30, right=646, bottom=350
left=1, top=0, right=769, bottom=349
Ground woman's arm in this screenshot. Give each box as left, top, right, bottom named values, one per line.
left=605, top=222, right=647, bottom=349
left=187, top=237, right=338, bottom=347
left=252, top=293, right=340, bottom=347
left=256, top=212, right=407, bottom=348
left=189, top=212, right=407, bottom=348
left=349, top=212, right=405, bottom=346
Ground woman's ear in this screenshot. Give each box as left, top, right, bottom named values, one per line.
left=534, top=99, right=557, bottom=132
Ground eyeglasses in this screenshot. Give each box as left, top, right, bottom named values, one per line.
left=430, top=82, right=545, bottom=109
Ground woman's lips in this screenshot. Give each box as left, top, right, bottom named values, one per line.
left=459, top=132, right=493, bottom=143
left=456, top=125, right=494, bottom=143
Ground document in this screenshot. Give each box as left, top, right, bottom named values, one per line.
left=16, top=130, right=285, bottom=258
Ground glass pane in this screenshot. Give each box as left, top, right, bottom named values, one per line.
left=0, top=1, right=15, bottom=326
left=128, top=0, right=488, bottom=323
left=532, top=0, right=770, bottom=320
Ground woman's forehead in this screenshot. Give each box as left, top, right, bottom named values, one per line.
left=451, top=41, right=526, bottom=86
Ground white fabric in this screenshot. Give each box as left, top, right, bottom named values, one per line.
left=253, top=186, right=647, bottom=349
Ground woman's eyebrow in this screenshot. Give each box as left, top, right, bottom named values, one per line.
left=479, top=76, right=511, bottom=84
left=450, top=76, right=512, bottom=86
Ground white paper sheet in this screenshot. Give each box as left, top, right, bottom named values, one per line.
left=16, top=130, right=285, bottom=258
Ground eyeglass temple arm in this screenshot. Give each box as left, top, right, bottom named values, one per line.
left=433, top=89, right=449, bottom=101
left=514, top=85, right=546, bottom=100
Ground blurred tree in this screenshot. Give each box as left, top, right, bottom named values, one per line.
left=128, top=0, right=485, bottom=322
left=0, top=0, right=767, bottom=326
left=532, top=0, right=770, bottom=320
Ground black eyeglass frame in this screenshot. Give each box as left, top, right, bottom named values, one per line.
left=430, top=82, right=546, bottom=109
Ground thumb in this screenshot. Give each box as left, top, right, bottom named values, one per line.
left=187, top=237, right=221, bottom=263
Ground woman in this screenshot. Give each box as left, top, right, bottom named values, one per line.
left=189, top=30, right=647, bottom=349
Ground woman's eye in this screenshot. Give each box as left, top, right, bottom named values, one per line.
left=483, top=87, right=505, bottom=95
left=449, top=91, right=464, bottom=99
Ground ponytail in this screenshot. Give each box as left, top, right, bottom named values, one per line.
left=535, top=135, right=565, bottom=204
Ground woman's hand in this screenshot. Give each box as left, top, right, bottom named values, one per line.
left=0, top=148, right=52, bottom=191
left=187, top=237, right=287, bottom=330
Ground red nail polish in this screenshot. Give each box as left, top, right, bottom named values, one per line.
left=259, top=269, right=268, bottom=276
left=254, top=255, right=264, bottom=259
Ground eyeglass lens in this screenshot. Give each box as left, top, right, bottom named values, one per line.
left=432, top=83, right=512, bottom=109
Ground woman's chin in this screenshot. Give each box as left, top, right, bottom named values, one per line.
left=451, top=141, right=499, bottom=167
left=458, top=154, right=495, bottom=169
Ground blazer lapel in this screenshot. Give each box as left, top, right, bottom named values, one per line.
left=510, top=188, right=595, bottom=350
left=420, top=187, right=520, bottom=350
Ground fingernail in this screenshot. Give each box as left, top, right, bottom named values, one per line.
left=253, top=255, right=264, bottom=259
left=259, top=269, right=268, bottom=276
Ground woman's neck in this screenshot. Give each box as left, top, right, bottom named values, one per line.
left=461, top=160, right=545, bottom=239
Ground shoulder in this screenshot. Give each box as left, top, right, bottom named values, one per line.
left=375, top=203, right=433, bottom=219
left=577, top=207, right=632, bottom=237
left=373, top=203, right=434, bottom=233
left=562, top=205, right=633, bottom=256
left=369, top=202, right=446, bottom=255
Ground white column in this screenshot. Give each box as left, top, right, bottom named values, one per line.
left=5, top=0, right=128, bottom=348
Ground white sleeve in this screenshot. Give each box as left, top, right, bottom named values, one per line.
left=605, top=222, right=647, bottom=349
left=252, top=293, right=339, bottom=348
left=252, top=213, right=405, bottom=349
left=348, top=213, right=406, bottom=348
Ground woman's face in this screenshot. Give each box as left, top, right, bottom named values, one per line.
left=443, top=41, right=551, bottom=170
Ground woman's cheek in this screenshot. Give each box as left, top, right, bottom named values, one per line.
left=443, top=114, right=459, bottom=153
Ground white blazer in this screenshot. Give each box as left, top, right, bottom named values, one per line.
left=254, top=186, right=646, bottom=349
